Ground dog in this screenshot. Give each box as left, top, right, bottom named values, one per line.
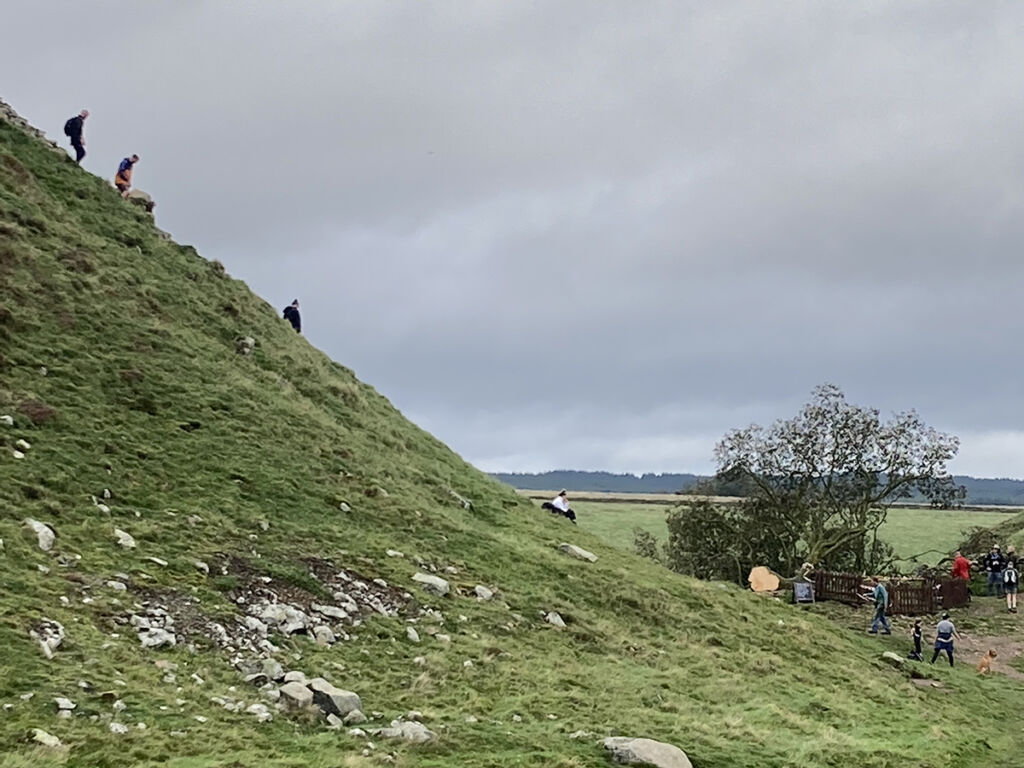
left=976, top=649, right=997, bottom=674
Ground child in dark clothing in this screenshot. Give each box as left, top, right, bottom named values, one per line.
left=908, top=619, right=923, bottom=661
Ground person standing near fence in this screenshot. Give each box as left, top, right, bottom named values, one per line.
left=985, top=544, right=1006, bottom=598
left=952, top=550, right=971, bottom=581
left=868, top=577, right=891, bottom=635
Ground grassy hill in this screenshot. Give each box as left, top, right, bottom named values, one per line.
left=2, top=101, right=1024, bottom=768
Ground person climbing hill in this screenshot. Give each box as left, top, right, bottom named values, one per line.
left=114, top=154, right=139, bottom=196
left=63, top=109, right=88, bottom=163
left=867, top=577, right=891, bottom=635
left=283, top=300, right=301, bottom=333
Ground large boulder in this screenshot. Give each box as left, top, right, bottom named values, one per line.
left=412, top=572, right=450, bottom=596
left=126, top=189, right=155, bottom=213
left=306, top=678, right=361, bottom=718
left=603, top=737, right=692, bottom=768
left=23, top=519, right=55, bottom=551
left=558, top=543, right=598, bottom=563
left=279, top=681, right=314, bottom=709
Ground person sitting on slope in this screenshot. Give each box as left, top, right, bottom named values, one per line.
left=541, top=490, right=576, bottom=523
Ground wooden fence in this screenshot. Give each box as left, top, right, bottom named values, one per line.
left=813, top=571, right=971, bottom=615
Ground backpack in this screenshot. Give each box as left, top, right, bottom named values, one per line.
left=1005, top=567, right=1018, bottom=585
left=63, top=118, right=76, bottom=137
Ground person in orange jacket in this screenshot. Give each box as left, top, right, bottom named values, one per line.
left=114, top=154, right=139, bottom=197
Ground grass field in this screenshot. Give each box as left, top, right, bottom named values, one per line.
left=574, top=501, right=1014, bottom=566
left=5, top=99, right=1024, bottom=768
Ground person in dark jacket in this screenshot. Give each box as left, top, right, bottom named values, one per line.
left=986, top=544, right=1007, bottom=598
left=283, top=300, right=301, bottom=333
left=63, top=110, right=89, bottom=163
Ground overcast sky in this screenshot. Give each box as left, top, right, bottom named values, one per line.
left=5, top=2, right=1024, bottom=478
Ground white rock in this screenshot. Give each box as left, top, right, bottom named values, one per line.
left=194, top=561, right=210, bottom=575
left=569, top=729, right=595, bottom=740
left=247, top=702, right=272, bottom=722
left=344, top=709, right=368, bottom=724
left=282, top=670, right=307, bottom=684
left=106, top=581, right=127, bottom=592
left=194, top=715, right=208, bottom=723
left=558, top=543, right=598, bottom=562
left=15, top=438, right=31, bottom=451
left=386, top=549, right=404, bottom=558
left=373, top=719, right=437, bottom=744
left=113, top=700, right=127, bottom=712
left=406, top=626, right=421, bottom=643
left=262, top=659, right=285, bottom=681
left=0, top=415, right=13, bottom=427
left=114, top=529, right=136, bottom=549
left=31, top=729, right=61, bottom=748
left=12, top=450, right=25, bottom=459
left=413, top=656, right=426, bottom=666
left=347, top=727, right=367, bottom=737
left=307, top=677, right=361, bottom=717
left=279, top=681, right=314, bottom=708
left=339, top=502, right=352, bottom=513
left=313, top=625, right=337, bottom=645
left=24, top=519, right=55, bottom=551
left=603, top=737, right=692, bottom=768
left=473, top=585, right=494, bottom=601
left=545, top=612, right=566, bottom=628
left=96, top=504, right=111, bottom=514
left=54, top=697, right=76, bottom=711
left=326, top=713, right=344, bottom=729
left=109, top=722, right=129, bottom=735
left=139, top=628, right=176, bottom=648
left=146, top=556, right=169, bottom=567
left=465, top=715, right=479, bottom=723
left=102, top=488, right=112, bottom=499
left=435, top=633, right=451, bottom=644
left=311, top=603, right=348, bottom=621
left=412, top=572, right=450, bottom=596
left=512, top=714, right=523, bottom=722
left=463, top=660, right=474, bottom=668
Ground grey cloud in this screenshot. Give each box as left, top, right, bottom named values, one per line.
left=4, top=1, right=1024, bottom=476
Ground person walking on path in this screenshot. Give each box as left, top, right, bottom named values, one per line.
left=282, top=300, right=301, bottom=333
left=867, top=577, right=891, bottom=635
left=952, top=550, right=971, bottom=581
left=929, top=612, right=961, bottom=667
left=114, top=154, right=139, bottom=197
left=63, top=110, right=89, bottom=163
left=1004, top=559, right=1019, bottom=613
left=985, top=544, right=1007, bottom=597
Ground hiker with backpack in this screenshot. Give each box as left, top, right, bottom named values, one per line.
left=63, top=110, right=89, bottom=163
left=282, top=300, right=301, bottom=333
left=114, top=154, right=139, bottom=197
left=1004, top=559, right=1019, bottom=613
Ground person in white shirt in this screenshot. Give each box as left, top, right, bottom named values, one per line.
left=542, top=490, right=576, bottom=523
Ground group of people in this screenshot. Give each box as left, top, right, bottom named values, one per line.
left=953, top=544, right=1019, bottom=612
left=63, top=108, right=305, bottom=335
left=868, top=578, right=961, bottom=666
left=62, top=108, right=140, bottom=198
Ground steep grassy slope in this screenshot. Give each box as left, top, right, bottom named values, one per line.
left=2, top=103, right=1023, bottom=768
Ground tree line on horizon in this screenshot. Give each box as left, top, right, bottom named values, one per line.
left=492, top=469, right=1024, bottom=506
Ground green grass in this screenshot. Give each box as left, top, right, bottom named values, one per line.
left=577, top=502, right=1013, bottom=567
left=3, top=101, right=1024, bottom=768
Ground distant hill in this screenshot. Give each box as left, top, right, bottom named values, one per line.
left=493, top=470, right=1024, bottom=507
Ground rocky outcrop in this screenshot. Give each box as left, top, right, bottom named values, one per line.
left=23, top=519, right=55, bottom=551
left=126, top=189, right=156, bottom=213
left=412, top=572, right=450, bottom=596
